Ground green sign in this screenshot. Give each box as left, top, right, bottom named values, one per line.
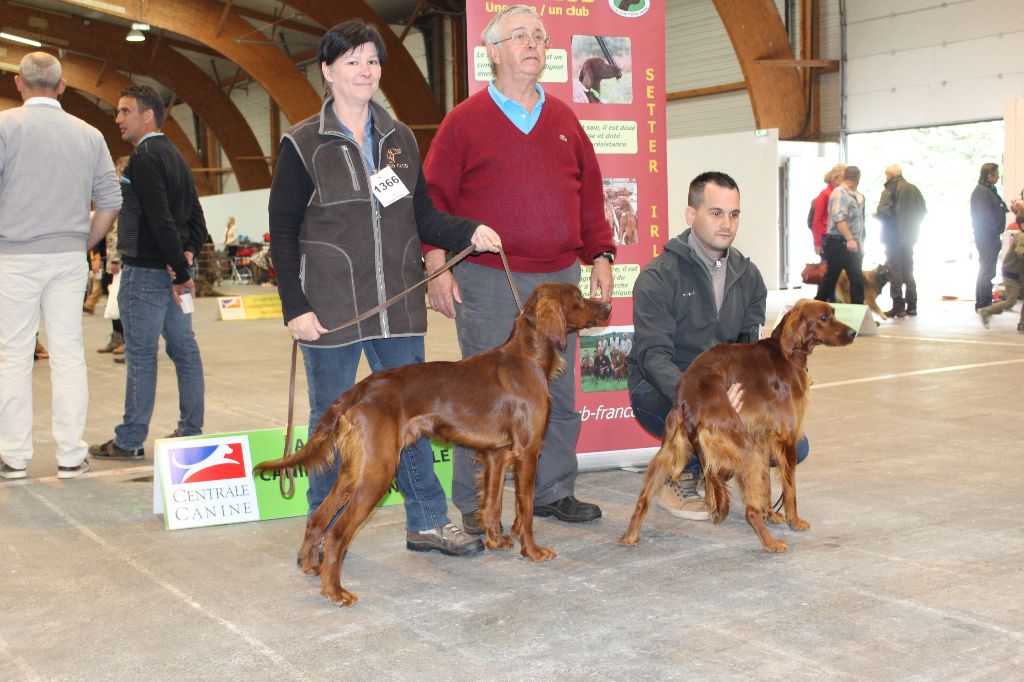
left=159, top=427, right=455, bottom=523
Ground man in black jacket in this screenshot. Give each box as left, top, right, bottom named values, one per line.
left=627, top=171, right=808, bottom=520
left=970, top=163, right=1011, bottom=310
left=90, top=85, right=207, bottom=461
left=876, top=164, right=927, bottom=317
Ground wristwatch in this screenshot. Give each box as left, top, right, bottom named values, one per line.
left=594, top=251, right=615, bottom=264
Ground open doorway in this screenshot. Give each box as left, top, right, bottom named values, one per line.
left=846, top=120, right=1005, bottom=302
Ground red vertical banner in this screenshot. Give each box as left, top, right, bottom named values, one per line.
left=464, top=1, right=664, bottom=467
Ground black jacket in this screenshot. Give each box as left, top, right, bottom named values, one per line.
left=627, top=230, right=767, bottom=401
left=117, top=134, right=206, bottom=284
left=970, top=181, right=1009, bottom=240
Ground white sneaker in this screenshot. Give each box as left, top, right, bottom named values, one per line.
left=655, top=472, right=710, bottom=520
left=57, top=459, right=91, bottom=479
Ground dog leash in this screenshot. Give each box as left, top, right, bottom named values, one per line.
left=276, top=244, right=521, bottom=497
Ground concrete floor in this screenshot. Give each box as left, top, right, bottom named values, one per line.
left=3, top=285, right=1022, bottom=681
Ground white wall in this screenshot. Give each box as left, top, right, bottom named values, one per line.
left=199, top=188, right=271, bottom=246
left=845, top=0, right=1024, bottom=132
left=1005, top=99, right=1023, bottom=204
left=666, top=129, right=782, bottom=288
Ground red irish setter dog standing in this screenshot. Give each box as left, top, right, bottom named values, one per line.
left=257, top=283, right=610, bottom=606
left=620, top=299, right=856, bottom=552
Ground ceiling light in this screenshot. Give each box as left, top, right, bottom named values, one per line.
left=126, top=29, right=145, bottom=42
left=131, top=23, right=151, bottom=31
left=0, top=31, right=43, bottom=47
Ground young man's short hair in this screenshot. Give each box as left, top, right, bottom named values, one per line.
left=688, top=171, right=739, bottom=208
left=120, top=84, right=166, bottom=128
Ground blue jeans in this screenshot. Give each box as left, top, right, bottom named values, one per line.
left=115, top=265, right=204, bottom=450
left=629, top=378, right=809, bottom=478
left=300, top=336, right=449, bottom=532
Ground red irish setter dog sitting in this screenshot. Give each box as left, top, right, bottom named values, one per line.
left=257, top=283, right=610, bottom=606
left=620, top=299, right=856, bottom=552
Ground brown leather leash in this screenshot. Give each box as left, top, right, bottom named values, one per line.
left=276, top=244, right=521, bottom=497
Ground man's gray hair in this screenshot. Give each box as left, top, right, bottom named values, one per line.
left=19, top=52, right=62, bottom=91
left=481, top=5, right=544, bottom=75
left=481, top=5, right=540, bottom=45
left=885, top=163, right=902, bottom=177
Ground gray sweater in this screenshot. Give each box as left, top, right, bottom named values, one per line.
left=0, top=98, right=121, bottom=254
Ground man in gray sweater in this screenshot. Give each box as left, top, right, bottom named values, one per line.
left=0, top=52, right=121, bottom=480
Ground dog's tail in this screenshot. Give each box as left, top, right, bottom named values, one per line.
left=255, top=402, right=353, bottom=474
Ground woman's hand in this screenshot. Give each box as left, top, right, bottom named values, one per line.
left=727, top=382, right=745, bottom=414
left=471, top=225, right=502, bottom=253
left=287, top=311, right=329, bottom=341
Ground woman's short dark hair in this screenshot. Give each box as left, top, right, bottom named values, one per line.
left=318, top=20, right=387, bottom=67
left=979, top=162, right=999, bottom=184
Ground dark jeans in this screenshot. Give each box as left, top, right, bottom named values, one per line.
left=816, top=235, right=865, bottom=304
left=975, top=233, right=1001, bottom=309
left=628, top=378, right=809, bottom=479
left=884, top=239, right=916, bottom=305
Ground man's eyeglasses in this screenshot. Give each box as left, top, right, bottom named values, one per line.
left=492, top=30, right=550, bottom=47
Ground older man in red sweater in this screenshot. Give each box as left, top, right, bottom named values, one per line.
left=423, top=4, right=614, bottom=534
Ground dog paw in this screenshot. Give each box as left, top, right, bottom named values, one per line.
left=523, top=545, right=557, bottom=562
left=324, top=587, right=358, bottom=607
left=766, top=511, right=785, bottom=525
left=790, top=517, right=811, bottom=531
left=486, top=534, right=515, bottom=551
left=763, top=539, right=789, bottom=553
left=619, top=531, right=640, bottom=545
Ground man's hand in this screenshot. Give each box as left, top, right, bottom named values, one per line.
left=425, top=249, right=461, bottom=318
left=171, top=278, right=195, bottom=305
left=590, top=257, right=613, bottom=303
left=184, top=250, right=194, bottom=266
left=471, top=225, right=502, bottom=253
left=845, top=238, right=859, bottom=253
left=287, top=311, right=328, bottom=341
left=727, top=382, right=745, bottom=414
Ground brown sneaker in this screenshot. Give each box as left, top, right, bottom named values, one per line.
left=98, top=332, right=124, bottom=353
left=406, top=523, right=484, bottom=557
left=655, top=473, right=710, bottom=520
left=88, top=439, right=144, bottom=460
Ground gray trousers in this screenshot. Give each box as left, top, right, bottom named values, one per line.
left=450, top=260, right=582, bottom=513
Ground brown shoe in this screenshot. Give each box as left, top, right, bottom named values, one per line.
left=98, top=332, right=124, bottom=353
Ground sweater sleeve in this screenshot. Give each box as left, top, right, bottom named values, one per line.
left=575, top=118, right=616, bottom=263
left=132, top=151, right=189, bottom=283
left=268, top=138, right=315, bottom=324
left=812, top=188, right=830, bottom=249
left=412, top=167, right=479, bottom=253
left=739, top=268, right=768, bottom=342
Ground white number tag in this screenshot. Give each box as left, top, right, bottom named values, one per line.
left=369, top=166, right=409, bottom=207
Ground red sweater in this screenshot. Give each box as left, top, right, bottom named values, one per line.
left=423, top=89, right=614, bottom=272
left=811, top=184, right=836, bottom=251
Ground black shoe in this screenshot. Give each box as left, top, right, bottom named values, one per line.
left=533, top=495, right=602, bottom=522
left=461, top=511, right=503, bottom=536
left=88, top=439, right=144, bottom=461
left=884, top=308, right=907, bottom=318
left=905, top=307, right=917, bottom=317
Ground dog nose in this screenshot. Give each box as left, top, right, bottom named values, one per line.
left=847, top=329, right=857, bottom=340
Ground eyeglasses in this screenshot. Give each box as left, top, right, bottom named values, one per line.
left=492, top=30, right=550, bottom=47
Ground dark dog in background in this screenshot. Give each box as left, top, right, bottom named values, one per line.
left=620, top=299, right=856, bottom=553
left=837, top=264, right=890, bottom=320
left=579, top=57, right=622, bottom=103
left=256, top=283, right=610, bottom=606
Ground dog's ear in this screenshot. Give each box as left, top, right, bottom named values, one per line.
left=534, top=297, right=568, bottom=349
left=772, top=302, right=815, bottom=357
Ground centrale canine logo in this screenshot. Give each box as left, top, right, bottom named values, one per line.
left=168, top=442, right=246, bottom=485
left=386, top=147, right=409, bottom=168
left=609, top=0, right=650, bottom=18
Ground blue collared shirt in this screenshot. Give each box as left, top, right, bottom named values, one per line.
left=337, top=112, right=376, bottom=177
left=488, top=82, right=545, bottom=134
